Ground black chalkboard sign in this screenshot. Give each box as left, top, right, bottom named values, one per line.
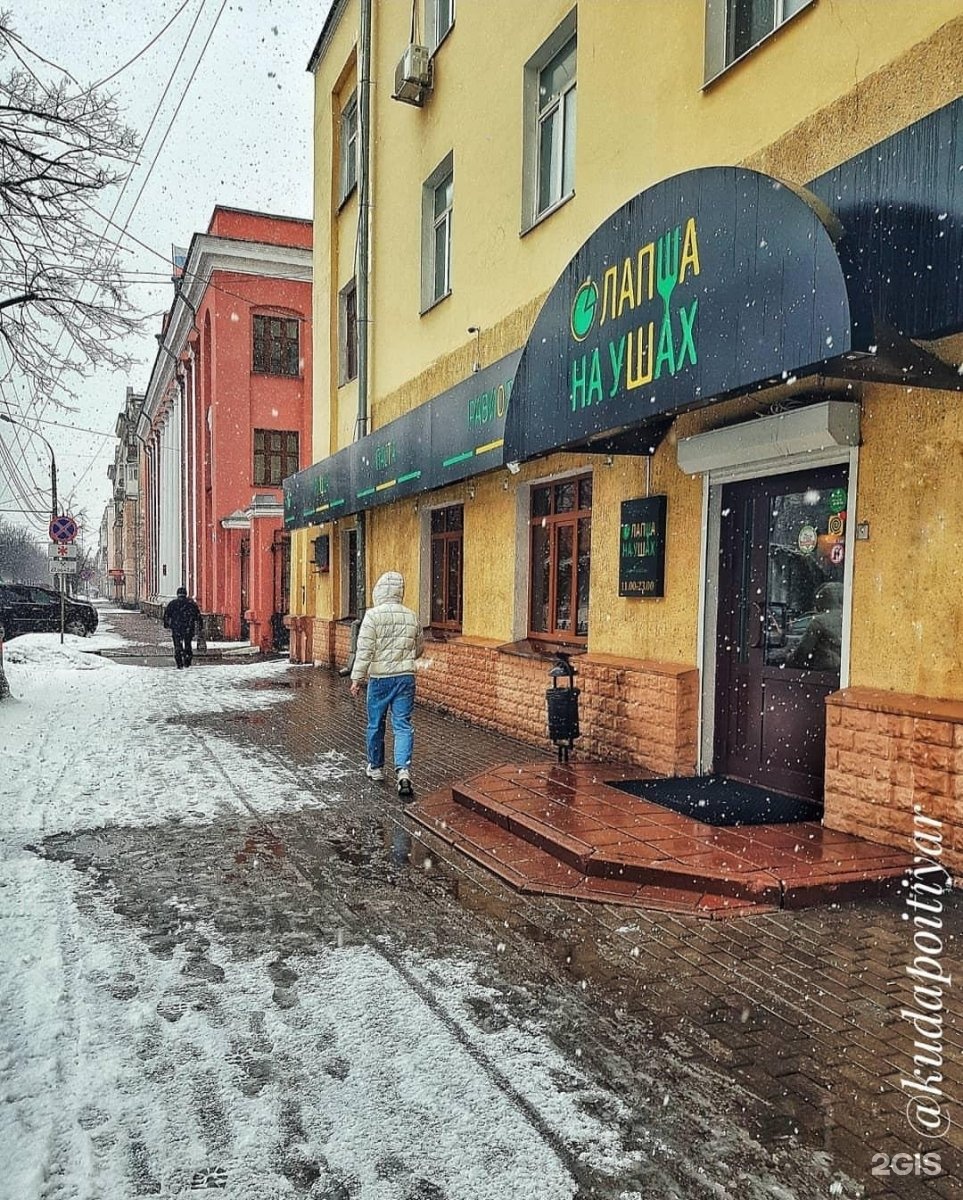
left=619, top=496, right=667, bottom=598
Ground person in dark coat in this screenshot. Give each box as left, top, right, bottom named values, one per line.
left=163, top=586, right=202, bottom=669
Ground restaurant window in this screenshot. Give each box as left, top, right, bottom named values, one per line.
left=421, top=153, right=453, bottom=311
left=253, top=429, right=299, bottom=487
left=529, top=474, right=592, bottom=643
left=339, top=278, right=358, bottom=383
left=339, top=91, right=358, bottom=202
left=430, top=504, right=463, bottom=630
left=345, top=527, right=359, bottom=619
left=253, top=314, right=300, bottom=376
left=704, top=0, right=814, bottom=82
left=522, top=12, right=576, bottom=231
left=426, top=0, right=455, bottom=51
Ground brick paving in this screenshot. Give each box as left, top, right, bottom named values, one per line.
left=108, top=605, right=963, bottom=1196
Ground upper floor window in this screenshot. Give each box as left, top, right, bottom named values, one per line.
left=427, top=0, right=455, bottom=51
left=522, top=12, right=576, bottom=232
left=339, top=91, right=358, bottom=202
left=529, top=474, right=592, bottom=643
left=339, top=278, right=358, bottom=384
left=430, top=504, right=463, bottom=630
left=253, top=429, right=299, bottom=486
left=253, top=315, right=299, bottom=377
left=421, top=154, right=453, bottom=311
left=705, top=0, right=814, bottom=81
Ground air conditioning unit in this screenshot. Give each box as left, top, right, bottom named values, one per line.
left=392, top=43, right=432, bottom=106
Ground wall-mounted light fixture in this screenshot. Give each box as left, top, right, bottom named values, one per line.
left=603, top=455, right=614, bottom=467
left=467, top=484, right=476, bottom=500
left=467, top=326, right=481, bottom=373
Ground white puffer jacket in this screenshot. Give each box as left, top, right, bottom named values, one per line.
left=350, top=571, right=424, bottom=681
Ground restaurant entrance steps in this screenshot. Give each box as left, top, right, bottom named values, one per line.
left=407, top=762, right=913, bottom=920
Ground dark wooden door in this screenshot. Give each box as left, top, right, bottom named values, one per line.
left=715, top=466, right=848, bottom=802
left=239, top=538, right=250, bottom=640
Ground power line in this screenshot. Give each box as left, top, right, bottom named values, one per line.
left=93, top=0, right=195, bottom=88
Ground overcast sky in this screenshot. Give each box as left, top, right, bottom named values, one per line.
left=0, top=0, right=331, bottom=549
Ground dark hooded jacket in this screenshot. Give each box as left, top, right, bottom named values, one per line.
left=163, top=595, right=202, bottom=638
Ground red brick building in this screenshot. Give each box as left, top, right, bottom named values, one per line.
left=140, top=207, right=312, bottom=649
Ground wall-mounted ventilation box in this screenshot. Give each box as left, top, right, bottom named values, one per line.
left=392, top=44, right=432, bottom=106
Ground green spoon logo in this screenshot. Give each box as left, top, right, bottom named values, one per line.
left=571, top=280, right=598, bottom=342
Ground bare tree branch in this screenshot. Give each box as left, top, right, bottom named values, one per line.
left=0, top=13, right=142, bottom=404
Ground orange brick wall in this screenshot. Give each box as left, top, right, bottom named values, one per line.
left=291, top=620, right=698, bottom=774
left=825, top=688, right=963, bottom=876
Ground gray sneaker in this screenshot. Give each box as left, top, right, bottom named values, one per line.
left=365, top=764, right=385, bottom=781
left=397, top=768, right=414, bottom=798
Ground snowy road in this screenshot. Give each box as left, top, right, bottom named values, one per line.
left=0, top=632, right=640, bottom=1199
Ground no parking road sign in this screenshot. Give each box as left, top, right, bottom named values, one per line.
left=49, top=514, right=78, bottom=544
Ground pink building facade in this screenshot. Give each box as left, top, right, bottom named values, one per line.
left=140, top=208, right=312, bottom=649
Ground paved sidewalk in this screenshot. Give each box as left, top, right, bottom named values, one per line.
left=102, top=608, right=963, bottom=1196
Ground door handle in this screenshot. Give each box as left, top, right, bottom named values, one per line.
left=748, top=599, right=765, bottom=648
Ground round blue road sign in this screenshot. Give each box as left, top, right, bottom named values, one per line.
left=49, top=515, right=78, bottom=544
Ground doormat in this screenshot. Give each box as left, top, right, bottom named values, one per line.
left=610, top=775, right=822, bottom=827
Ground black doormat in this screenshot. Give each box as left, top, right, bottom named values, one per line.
left=610, top=775, right=822, bottom=827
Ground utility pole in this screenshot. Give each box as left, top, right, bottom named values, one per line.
left=0, top=412, right=64, bottom=640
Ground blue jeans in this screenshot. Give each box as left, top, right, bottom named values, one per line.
left=365, top=674, right=415, bottom=770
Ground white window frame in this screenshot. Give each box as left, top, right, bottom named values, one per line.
left=426, top=0, right=455, bottom=53
left=521, top=10, right=577, bottom=234
left=704, top=0, right=815, bottom=86
left=339, top=91, right=358, bottom=203
left=421, top=152, right=453, bottom=313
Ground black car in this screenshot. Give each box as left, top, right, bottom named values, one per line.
left=0, top=584, right=99, bottom=638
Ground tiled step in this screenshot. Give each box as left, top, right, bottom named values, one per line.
left=452, top=778, right=786, bottom=904
left=408, top=790, right=776, bottom=919
left=408, top=762, right=915, bottom=917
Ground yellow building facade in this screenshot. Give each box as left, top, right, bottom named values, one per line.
left=288, top=0, right=963, bottom=872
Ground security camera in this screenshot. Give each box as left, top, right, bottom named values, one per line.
left=467, top=326, right=479, bottom=334
left=506, top=460, right=521, bottom=476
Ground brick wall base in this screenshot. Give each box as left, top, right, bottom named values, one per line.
left=291, top=622, right=698, bottom=777
left=825, top=687, right=962, bottom=877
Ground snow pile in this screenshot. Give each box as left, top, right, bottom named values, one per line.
left=2, top=633, right=113, bottom=670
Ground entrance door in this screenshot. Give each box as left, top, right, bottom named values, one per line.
left=239, top=538, right=250, bottom=640
left=715, top=466, right=848, bottom=802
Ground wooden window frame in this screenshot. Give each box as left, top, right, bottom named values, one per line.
left=253, top=314, right=300, bottom=377
left=528, top=473, right=592, bottom=645
left=253, top=428, right=300, bottom=487
left=429, top=504, right=463, bottom=631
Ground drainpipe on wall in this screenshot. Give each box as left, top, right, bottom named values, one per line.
left=354, top=0, right=372, bottom=625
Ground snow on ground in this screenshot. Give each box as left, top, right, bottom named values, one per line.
left=0, top=630, right=643, bottom=1199
left=0, top=638, right=342, bottom=834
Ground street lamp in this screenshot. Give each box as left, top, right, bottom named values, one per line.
left=0, top=412, right=58, bottom=519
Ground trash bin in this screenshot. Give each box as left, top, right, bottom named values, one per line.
left=546, top=652, right=580, bottom=763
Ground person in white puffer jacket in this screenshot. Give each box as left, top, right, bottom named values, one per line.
left=349, top=570, right=424, bottom=797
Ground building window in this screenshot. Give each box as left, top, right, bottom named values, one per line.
left=430, top=504, right=463, bottom=630
left=339, top=91, right=358, bottom=202
left=253, top=315, right=300, bottom=376
left=427, top=0, right=455, bottom=51
left=253, top=429, right=299, bottom=486
left=421, top=154, right=453, bottom=311
left=529, top=474, right=592, bottom=643
left=345, top=527, right=358, bottom=619
left=522, top=13, right=576, bottom=231
left=704, top=0, right=814, bottom=81
left=339, top=279, right=358, bottom=383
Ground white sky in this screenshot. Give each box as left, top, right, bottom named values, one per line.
left=0, top=0, right=331, bottom=549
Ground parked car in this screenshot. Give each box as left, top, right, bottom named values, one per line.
left=0, top=584, right=98, bottom=638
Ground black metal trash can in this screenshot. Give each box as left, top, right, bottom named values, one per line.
left=546, top=653, right=580, bottom=763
